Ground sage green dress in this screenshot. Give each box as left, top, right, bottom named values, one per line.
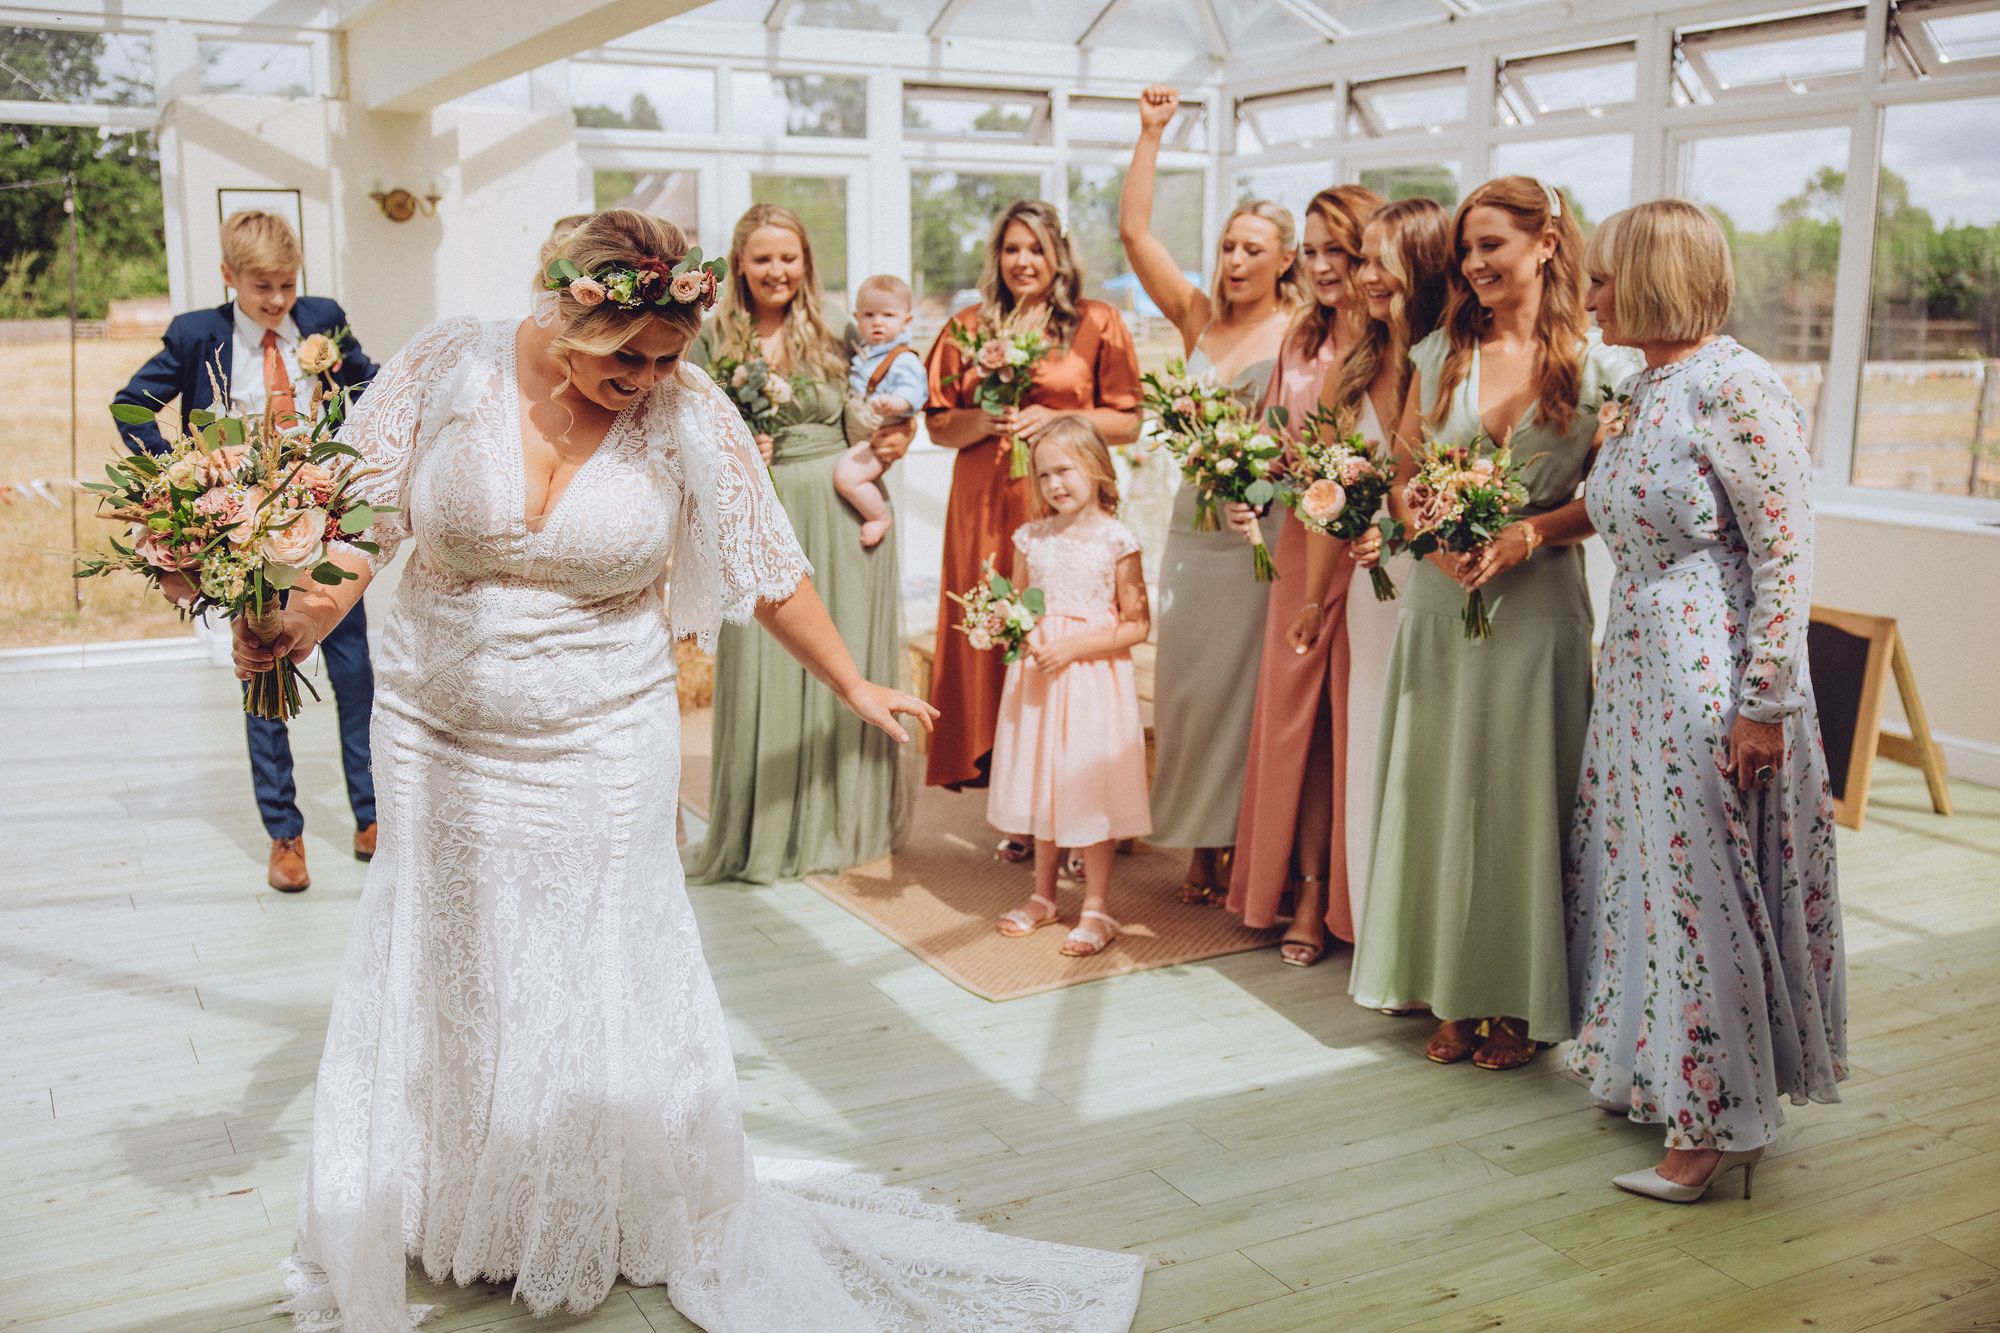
left=1349, top=328, right=1639, bottom=1041
left=685, top=318, right=906, bottom=884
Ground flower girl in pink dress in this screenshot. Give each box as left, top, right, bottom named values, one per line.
left=990, top=416, right=1153, bottom=957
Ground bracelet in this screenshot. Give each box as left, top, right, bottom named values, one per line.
left=1301, top=601, right=1321, bottom=613
left=1518, top=522, right=1542, bottom=557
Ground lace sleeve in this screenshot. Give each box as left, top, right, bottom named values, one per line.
left=1699, top=350, right=1815, bottom=723
left=666, top=366, right=813, bottom=650
left=338, top=316, right=482, bottom=573
left=1106, top=519, right=1142, bottom=562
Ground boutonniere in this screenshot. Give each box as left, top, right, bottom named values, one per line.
left=1598, top=385, right=1633, bottom=439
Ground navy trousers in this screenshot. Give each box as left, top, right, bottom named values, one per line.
left=244, top=600, right=376, bottom=839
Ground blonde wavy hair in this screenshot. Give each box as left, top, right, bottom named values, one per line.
left=713, top=203, right=848, bottom=381
left=1212, top=200, right=1305, bottom=321
left=977, top=200, right=1085, bottom=347
left=1429, top=175, right=1588, bottom=433
left=1028, top=414, right=1121, bottom=519
left=1325, top=196, right=1453, bottom=421
left=1290, top=185, right=1383, bottom=359
left=545, top=210, right=706, bottom=423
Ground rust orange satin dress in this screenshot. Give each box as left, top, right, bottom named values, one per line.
left=1225, top=331, right=1357, bottom=940
left=923, top=300, right=1142, bottom=790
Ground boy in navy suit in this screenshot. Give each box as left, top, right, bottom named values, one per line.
left=112, top=210, right=381, bottom=893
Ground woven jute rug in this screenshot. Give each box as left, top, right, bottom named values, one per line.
left=679, top=707, right=1282, bottom=1001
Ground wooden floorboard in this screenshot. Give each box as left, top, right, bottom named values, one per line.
left=2, top=658, right=1995, bottom=1332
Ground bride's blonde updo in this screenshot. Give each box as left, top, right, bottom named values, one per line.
left=546, top=209, right=707, bottom=406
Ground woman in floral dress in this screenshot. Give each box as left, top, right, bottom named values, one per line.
left=1564, top=199, right=1845, bottom=1204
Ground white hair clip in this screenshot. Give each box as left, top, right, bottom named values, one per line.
left=1544, top=182, right=1564, bottom=220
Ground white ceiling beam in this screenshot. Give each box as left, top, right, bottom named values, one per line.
left=928, top=0, right=976, bottom=39
left=343, top=0, right=705, bottom=113
left=1192, top=0, right=1232, bottom=57
left=1078, top=0, right=1134, bottom=49
left=1275, top=0, right=1349, bottom=40
left=764, top=0, right=799, bottom=31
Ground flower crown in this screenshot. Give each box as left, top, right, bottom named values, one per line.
left=544, top=248, right=727, bottom=313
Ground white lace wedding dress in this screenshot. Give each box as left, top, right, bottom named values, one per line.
left=276, top=317, right=1146, bottom=1332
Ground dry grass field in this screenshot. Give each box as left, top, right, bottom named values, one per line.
left=0, top=336, right=193, bottom=651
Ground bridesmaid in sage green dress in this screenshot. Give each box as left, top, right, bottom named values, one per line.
left=1350, top=176, right=1640, bottom=1068
left=687, top=204, right=913, bottom=884
left=1120, top=83, right=1300, bottom=901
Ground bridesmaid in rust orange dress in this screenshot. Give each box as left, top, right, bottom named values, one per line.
left=923, top=199, right=1142, bottom=816
left=1225, top=185, right=1382, bottom=965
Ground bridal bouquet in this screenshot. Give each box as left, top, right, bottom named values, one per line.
left=1400, top=433, right=1533, bottom=639
left=1285, top=403, right=1401, bottom=601
left=1141, top=356, right=1244, bottom=454
left=946, top=556, right=1044, bottom=664
left=89, top=382, right=389, bottom=719
left=948, top=319, right=1053, bottom=479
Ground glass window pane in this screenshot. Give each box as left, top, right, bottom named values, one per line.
left=1348, top=69, right=1466, bottom=139
left=750, top=173, right=848, bottom=306
left=0, top=124, right=187, bottom=648
left=1330, top=0, right=1470, bottom=32
left=1210, top=0, right=1321, bottom=49
left=1682, top=126, right=1850, bottom=460
left=1675, top=7, right=1867, bottom=105
left=1069, top=95, right=1205, bottom=152
left=949, top=0, right=1098, bottom=44
left=909, top=170, right=1042, bottom=336
left=1084, top=0, right=1219, bottom=53
left=1855, top=96, right=2000, bottom=499
left=1492, top=134, right=1631, bottom=229
left=1235, top=162, right=1330, bottom=225
left=1067, top=164, right=1204, bottom=371
left=570, top=63, right=716, bottom=134
left=1923, top=7, right=2000, bottom=60
left=1498, top=43, right=1636, bottom=126
left=788, top=0, right=947, bottom=32
left=593, top=168, right=700, bottom=244
left=0, top=27, right=152, bottom=105
left=1235, top=88, right=1334, bottom=154
left=197, top=40, right=314, bottom=98
left=732, top=72, right=867, bottom=140
left=1896, top=0, right=2000, bottom=77
left=1356, top=162, right=1461, bottom=208
left=902, top=85, right=1051, bottom=143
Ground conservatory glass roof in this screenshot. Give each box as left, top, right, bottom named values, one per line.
left=732, top=0, right=1568, bottom=52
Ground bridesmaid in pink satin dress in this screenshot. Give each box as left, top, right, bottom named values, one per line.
left=1225, top=185, right=1383, bottom=966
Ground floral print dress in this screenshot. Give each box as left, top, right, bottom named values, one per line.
left=1563, top=336, right=1845, bottom=1151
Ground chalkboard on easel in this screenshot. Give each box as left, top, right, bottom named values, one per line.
left=1806, top=605, right=1953, bottom=830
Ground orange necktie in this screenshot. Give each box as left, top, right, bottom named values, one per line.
left=263, top=328, right=297, bottom=424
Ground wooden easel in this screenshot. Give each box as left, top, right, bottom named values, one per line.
left=1807, top=605, right=1953, bottom=831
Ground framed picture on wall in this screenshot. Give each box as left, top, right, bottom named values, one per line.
left=216, top=188, right=306, bottom=296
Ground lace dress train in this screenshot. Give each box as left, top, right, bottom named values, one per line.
left=275, top=318, right=1145, bottom=1332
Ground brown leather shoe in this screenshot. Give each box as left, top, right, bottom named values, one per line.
left=268, top=836, right=310, bottom=892
left=353, top=823, right=377, bottom=862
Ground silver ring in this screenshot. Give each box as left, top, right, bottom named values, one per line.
left=1755, top=764, right=1774, bottom=784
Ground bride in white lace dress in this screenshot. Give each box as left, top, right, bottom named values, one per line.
left=235, top=211, right=1146, bottom=1332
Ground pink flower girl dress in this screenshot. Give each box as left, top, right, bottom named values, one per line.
left=986, top=515, right=1152, bottom=849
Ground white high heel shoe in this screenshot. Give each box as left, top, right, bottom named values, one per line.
left=1613, top=1147, right=1764, bottom=1203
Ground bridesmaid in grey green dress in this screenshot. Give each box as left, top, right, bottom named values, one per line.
left=1120, top=83, right=1301, bottom=899
left=1350, top=175, right=1640, bottom=1067
left=686, top=205, right=912, bottom=884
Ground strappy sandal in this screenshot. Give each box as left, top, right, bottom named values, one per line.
left=994, top=838, right=1030, bottom=864
left=1178, top=878, right=1223, bottom=907
left=1278, top=874, right=1326, bottom=967
left=1059, top=910, right=1120, bottom=957
left=1472, top=1016, right=1541, bottom=1071
left=996, top=893, right=1060, bottom=937
left=1425, top=1018, right=1482, bottom=1064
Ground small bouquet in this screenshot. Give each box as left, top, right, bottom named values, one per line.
left=90, top=375, right=390, bottom=719
left=946, top=556, right=1045, bottom=664
left=1401, top=433, right=1534, bottom=639
left=1597, top=383, right=1634, bottom=440
left=948, top=319, right=1053, bottom=479
left=1141, top=356, right=1244, bottom=453
left=1285, top=403, right=1401, bottom=601
left=707, top=321, right=802, bottom=443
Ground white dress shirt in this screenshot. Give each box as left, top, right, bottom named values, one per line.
left=228, top=304, right=303, bottom=415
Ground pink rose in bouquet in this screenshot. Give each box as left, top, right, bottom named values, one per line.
left=1401, top=433, right=1535, bottom=638
left=948, top=320, right=1054, bottom=478
left=976, top=339, right=1010, bottom=373
left=1299, top=478, right=1347, bottom=526
left=1282, top=403, right=1400, bottom=599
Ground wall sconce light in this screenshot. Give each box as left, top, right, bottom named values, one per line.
left=370, top=186, right=442, bottom=222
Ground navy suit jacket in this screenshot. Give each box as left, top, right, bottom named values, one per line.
left=111, top=295, right=379, bottom=456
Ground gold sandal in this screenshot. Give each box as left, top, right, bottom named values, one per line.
left=1472, top=1017, right=1541, bottom=1070
left=1425, top=1018, right=1481, bottom=1064
left=1278, top=874, right=1327, bottom=966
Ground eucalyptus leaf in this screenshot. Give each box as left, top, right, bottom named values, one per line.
left=312, top=564, right=347, bottom=586
left=1245, top=479, right=1276, bottom=506
left=338, top=505, right=375, bottom=534
left=109, top=402, right=156, bottom=425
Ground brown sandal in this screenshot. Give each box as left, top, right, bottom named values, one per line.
left=1425, top=1018, right=1481, bottom=1064
left=1178, top=879, right=1223, bottom=907
left=1472, top=1016, right=1541, bottom=1070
